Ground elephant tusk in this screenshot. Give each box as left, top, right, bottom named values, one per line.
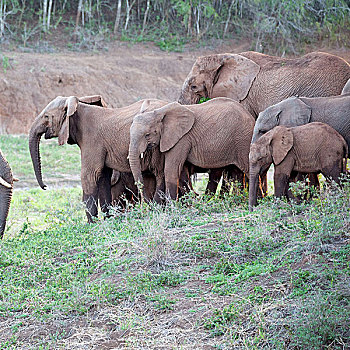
left=127, top=155, right=129, bottom=160
left=0, top=177, right=12, bottom=189
left=140, top=152, right=144, bottom=159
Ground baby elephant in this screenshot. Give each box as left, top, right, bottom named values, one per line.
left=249, top=122, right=348, bottom=210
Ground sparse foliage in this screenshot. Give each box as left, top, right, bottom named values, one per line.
left=0, top=0, right=349, bottom=52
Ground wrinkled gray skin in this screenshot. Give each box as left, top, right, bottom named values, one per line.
left=129, top=98, right=254, bottom=200
left=252, top=81, right=350, bottom=149
left=249, top=123, right=348, bottom=210
left=179, top=51, right=350, bottom=192
left=29, top=95, right=168, bottom=223
left=0, top=150, right=13, bottom=238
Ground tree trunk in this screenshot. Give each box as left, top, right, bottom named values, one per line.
left=141, top=0, right=150, bottom=34
left=75, top=0, right=83, bottom=33
left=113, top=0, right=122, bottom=34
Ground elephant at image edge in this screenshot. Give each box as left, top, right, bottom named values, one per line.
left=251, top=82, right=350, bottom=149
left=179, top=51, right=350, bottom=191
left=128, top=98, right=255, bottom=200
left=249, top=123, right=348, bottom=210
left=0, top=150, right=14, bottom=238
left=29, top=95, right=168, bottom=223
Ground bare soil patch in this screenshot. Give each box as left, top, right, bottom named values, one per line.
left=2, top=40, right=349, bottom=134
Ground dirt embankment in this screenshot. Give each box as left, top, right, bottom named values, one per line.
left=1, top=41, right=350, bottom=134
left=0, top=43, right=201, bottom=134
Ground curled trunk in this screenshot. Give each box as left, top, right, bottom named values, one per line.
left=29, top=120, right=47, bottom=189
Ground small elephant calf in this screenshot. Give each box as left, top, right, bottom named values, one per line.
left=249, top=122, right=348, bottom=209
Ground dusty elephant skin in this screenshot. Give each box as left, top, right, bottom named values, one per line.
left=249, top=123, right=348, bottom=210
left=28, top=95, right=168, bottom=222
left=179, top=51, right=350, bottom=192
left=252, top=81, right=350, bottom=149
left=179, top=51, right=350, bottom=118
left=128, top=97, right=255, bottom=200
left=0, top=150, right=14, bottom=238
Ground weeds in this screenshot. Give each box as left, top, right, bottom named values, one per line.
left=0, top=136, right=349, bottom=348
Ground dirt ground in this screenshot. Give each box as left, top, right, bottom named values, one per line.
left=1, top=40, right=350, bottom=134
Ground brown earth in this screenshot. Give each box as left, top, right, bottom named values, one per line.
left=1, top=40, right=350, bottom=134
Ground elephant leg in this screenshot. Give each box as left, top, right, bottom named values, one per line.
left=205, top=168, right=223, bottom=195
left=83, top=189, right=99, bottom=223
left=323, top=163, right=342, bottom=185
left=81, top=158, right=103, bottom=223
left=164, top=150, right=188, bottom=200
left=274, top=173, right=290, bottom=199
left=144, top=173, right=158, bottom=202
left=98, top=167, right=113, bottom=218
left=178, top=164, right=194, bottom=198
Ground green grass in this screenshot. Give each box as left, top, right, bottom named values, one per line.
left=0, top=135, right=349, bottom=348
left=0, top=135, right=81, bottom=185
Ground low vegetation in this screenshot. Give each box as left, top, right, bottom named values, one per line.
left=0, top=135, right=349, bottom=348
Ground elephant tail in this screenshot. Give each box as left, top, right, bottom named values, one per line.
left=342, top=141, right=349, bottom=174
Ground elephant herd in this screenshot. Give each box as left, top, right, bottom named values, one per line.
left=1, top=50, right=350, bottom=236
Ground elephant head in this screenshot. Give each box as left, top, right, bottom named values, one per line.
left=178, top=53, right=260, bottom=105
left=29, top=95, right=106, bottom=189
left=341, top=78, right=350, bottom=95
left=0, top=150, right=14, bottom=238
left=249, top=126, right=293, bottom=210
left=128, top=101, right=195, bottom=186
left=251, top=97, right=311, bottom=143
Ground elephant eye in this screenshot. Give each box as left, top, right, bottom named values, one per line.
left=145, top=133, right=150, bottom=138
left=191, top=85, right=197, bottom=91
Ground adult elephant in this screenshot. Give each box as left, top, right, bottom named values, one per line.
left=0, top=150, right=14, bottom=238
left=251, top=82, right=350, bottom=149
left=128, top=98, right=254, bottom=200
left=29, top=96, right=168, bottom=222
left=179, top=51, right=350, bottom=116
left=179, top=51, right=350, bottom=191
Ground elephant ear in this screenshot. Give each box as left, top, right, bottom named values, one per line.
left=58, top=96, right=79, bottom=146
left=271, top=126, right=294, bottom=165
left=157, top=102, right=195, bottom=152
left=206, top=54, right=260, bottom=102
left=278, top=97, right=312, bottom=126
left=79, top=95, right=108, bottom=107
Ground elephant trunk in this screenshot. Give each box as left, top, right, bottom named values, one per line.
left=29, top=118, right=47, bottom=190
left=178, top=79, right=194, bottom=105
left=249, top=169, right=260, bottom=211
left=128, top=140, right=144, bottom=191
left=0, top=153, right=13, bottom=238
left=0, top=186, right=12, bottom=238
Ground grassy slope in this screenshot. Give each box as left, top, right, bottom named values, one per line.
left=0, top=135, right=349, bottom=349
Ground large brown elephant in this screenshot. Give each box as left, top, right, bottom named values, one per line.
left=179, top=51, right=350, bottom=192
left=0, top=150, right=14, bottom=238
left=128, top=98, right=255, bottom=200
left=179, top=51, right=350, bottom=116
left=29, top=96, right=168, bottom=222
left=249, top=123, right=348, bottom=210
